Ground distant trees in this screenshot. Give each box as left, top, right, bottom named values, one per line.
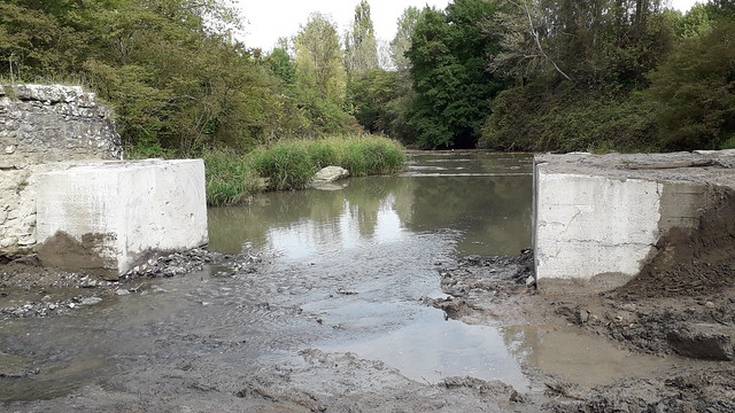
left=481, top=0, right=681, bottom=152
left=406, top=0, right=504, bottom=148
left=3, top=0, right=734, bottom=154
left=390, top=7, right=421, bottom=72
left=647, top=19, right=735, bottom=150
left=345, top=0, right=379, bottom=76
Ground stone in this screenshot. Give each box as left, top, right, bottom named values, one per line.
left=115, top=289, right=130, bottom=296
left=0, top=84, right=122, bottom=165
left=313, top=166, right=349, bottom=184
left=35, top=159, right=208, bottom=276
left=80, top=296, right=102, bottom=306
left=667, top=323, right=735, bottom=361
left=576, top=309, right=590, bottom=324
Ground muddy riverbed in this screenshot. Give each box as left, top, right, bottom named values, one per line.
left=2, top=151, right=734, bottom=412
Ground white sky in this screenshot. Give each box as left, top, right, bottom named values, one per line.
left=236, top=0, right=702, bottom=51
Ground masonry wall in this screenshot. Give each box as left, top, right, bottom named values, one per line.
left=0, top=84, right=122, bottom=256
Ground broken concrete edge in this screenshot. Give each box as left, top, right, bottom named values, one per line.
left=532, top=150, right=735, bottom=293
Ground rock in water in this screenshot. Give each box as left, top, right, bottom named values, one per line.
left=313, top=166, right=350, bottom=184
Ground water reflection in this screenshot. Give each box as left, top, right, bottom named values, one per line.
left=321, top=310, right=531, bottom=389
left=208, top=152, right=533, bottom=258
left=501, top=325, right=674, bottom=385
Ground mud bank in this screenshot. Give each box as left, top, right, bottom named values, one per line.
left=0, top=247, right=261, bottom=320
left=434, top=254, right=735, bottom=412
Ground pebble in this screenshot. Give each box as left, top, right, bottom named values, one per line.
left=705, top=301, right=715, bottom=309
left=577, top=309, right=590, bottom=324
left=80, top=297, right=102, bottom=306
left=115, top=289, right=130, bottom=296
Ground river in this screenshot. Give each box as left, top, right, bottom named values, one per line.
left=0, top=151, right=673, bottom=410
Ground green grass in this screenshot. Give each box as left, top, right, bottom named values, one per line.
left=203, top=149, right=262, bottom=206
left=204, top=135, right=406, bottom=206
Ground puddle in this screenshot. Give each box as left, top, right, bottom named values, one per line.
left=503, top=325, right=673, bottom=386
left=318, top=309, right=532, bottom=390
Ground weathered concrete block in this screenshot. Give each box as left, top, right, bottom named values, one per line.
left=533, top=152, right=735, bottom=289
left=534, top=171, right=662, bottom=281
left=35, top=160, right=207, bottom=277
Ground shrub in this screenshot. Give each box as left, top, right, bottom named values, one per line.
left=250, top=142, right=317, bottom=191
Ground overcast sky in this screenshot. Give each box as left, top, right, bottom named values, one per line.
left=235, top=0, right=702, bottom=51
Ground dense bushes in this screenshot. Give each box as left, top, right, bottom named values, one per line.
left=0, top=1, right=361, bottom=157
left=482, top=85, right=658, bottom=152
left=205, top=135, right=405, bottom=206
left=203, top=149, right=262, bottom=207
left=646, top=19, right=735, bottom=151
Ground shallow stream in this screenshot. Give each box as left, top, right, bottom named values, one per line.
left=0, top=151, right=673, bottom=404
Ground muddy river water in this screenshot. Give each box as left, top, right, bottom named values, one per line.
left=0, top=152, right=675, bottom=410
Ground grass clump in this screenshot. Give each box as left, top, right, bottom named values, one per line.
left=203, top=149, right=261, bottom=206
left=251, top=135, right=406, bottom=191
left=205, top=135, right=405, bottom=206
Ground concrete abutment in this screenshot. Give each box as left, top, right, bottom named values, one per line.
left=1, top=84, right=208, bottom=277
left=533, top=151, right=735, bottom=292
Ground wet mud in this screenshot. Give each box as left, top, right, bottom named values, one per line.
left=434, top=253, right=735, bottom=412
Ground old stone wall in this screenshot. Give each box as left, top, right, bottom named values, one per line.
left=0, top=84, right=123, bottom=256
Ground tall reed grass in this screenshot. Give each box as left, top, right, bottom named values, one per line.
left=204, top=135, right=405, bottom=206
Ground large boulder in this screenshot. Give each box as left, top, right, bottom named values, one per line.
left=313, top=166, right=349, bottom=184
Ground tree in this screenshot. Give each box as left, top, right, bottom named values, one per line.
left=268, top=46, right=296, bottom=85
left=0, top=0, right=317, bottom=155
left=345, top=0, right=379, bottom=76
left=293, top=13, right=355, bottom=134
left=295, top=13, right=348, bottom=105
left=647, top=19, right=735, bottom=150
left=407, top=0, right=504, bottom=148
left=390, top=6, right=421, bottom=71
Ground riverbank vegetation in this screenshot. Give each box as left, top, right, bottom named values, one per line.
left=204, top=136, right=404, bottom=206
left=2, top=0, right=733, bottom=183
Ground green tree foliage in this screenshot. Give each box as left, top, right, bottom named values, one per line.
left=293, top=13, right=355, bottom=134
left=390, top=7, right=421, bottom=71
left=0, top=0, right=359, bottom=157
left=345, top=0, right=379, bottom=76
left=482, top=0, right=678, bottom=152
left=295, top=13, right=347, bottom=105
left=407, top=0, right=504, bottom=148
left=646, top=19, right=735, bottom=150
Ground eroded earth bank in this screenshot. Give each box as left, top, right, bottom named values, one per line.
left=2, top=152, right=735, bottom=412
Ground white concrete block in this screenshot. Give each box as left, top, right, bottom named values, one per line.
left=35, top=159, right=207, bottom=276
left=534, top=167, right=662, bottom=282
